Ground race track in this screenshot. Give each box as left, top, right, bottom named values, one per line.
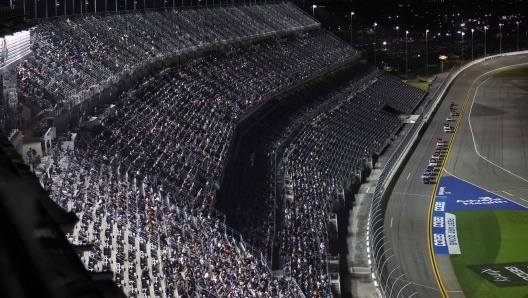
left=382, top=54, right=528, bottom=298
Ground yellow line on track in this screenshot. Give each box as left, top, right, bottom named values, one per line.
left=427, top=62, right=528, bottom=298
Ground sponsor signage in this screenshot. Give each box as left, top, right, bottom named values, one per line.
left=432, top=176, right=527, bottom=254
left=468, top=262, right=528, bottom=287
left=456, top=197, right=509, bottom=206
left=432, top=196, right=448, bottom=254
left=436, top=177, right=527, bottom=212
left=445, top=213, right=461, bottom=254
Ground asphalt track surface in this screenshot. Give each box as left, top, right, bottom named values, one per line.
left=383, top=54, right=528, bottom=298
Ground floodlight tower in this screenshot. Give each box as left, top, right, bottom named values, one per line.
left=517, top=21, right=521, bottom=51
left=499, top=23, right=503, bottom=54
left=484, top=26, right=488, bottom=56
left=405, top=30, right=409, bottom=79
left=350, top=12, right=354, bottom=46
left=471, top=29, right=474, bottom=60
left=426, top=29, right=429, bottom=75
left=374, top=22, right=377, bottom=68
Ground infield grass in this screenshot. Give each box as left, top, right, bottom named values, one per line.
left=494, top=66, right=528, bottom=78
left=450, top=210, right=528, bottom=298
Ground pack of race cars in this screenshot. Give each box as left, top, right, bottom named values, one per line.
left=422, top=102, right=456, bottom=184
left=444, top=101, right=456, bottom=133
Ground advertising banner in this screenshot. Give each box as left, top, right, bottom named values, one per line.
left=468, top=262, right=528, bottom=287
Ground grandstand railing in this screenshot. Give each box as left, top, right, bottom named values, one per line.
left=368, top=50, right=528, bottom=298
left=27, top=0, right=322, bottom=20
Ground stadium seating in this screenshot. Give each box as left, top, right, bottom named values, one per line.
left=367, top=73, right=426, bottom=113
left=12, top=2, right=318, bottom=113
left=37, top=22, right=358, bottom=297
left=27, top=3, right=428, bottom=298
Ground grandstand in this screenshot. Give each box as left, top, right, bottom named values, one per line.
left=3, top=2, right=427, bottom=298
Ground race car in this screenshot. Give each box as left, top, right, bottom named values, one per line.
left=423, top=169, right=433, bottom=177
left=450, top=110, right=457, bottom=116
left=432, top=152, right=441, bottom=159
left=446, top=117, right=452, bottom=122
left=444, top=123, right=450, bottom=129
left=427, top=165, right=436, bottom=171
left=422, top=176, right=431, bottom=184
left=429, top=158, right=438, bottom=164
left=429, top=159, right=438, bottom=166
left=436, top=138, right=443, bottom=143
left=450, top=101, right=455, bottom=105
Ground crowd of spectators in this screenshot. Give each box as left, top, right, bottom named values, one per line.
left=38, top=19, right=358, bottom=297
left=277, top=71, right=425, bottom=296
left=40, top=139, right=306, bottom=298
left=11, top=2, right=318, bottom=111
left=25, top=2, right=432, bottom=298
left=216, top=62, right=374, bottom=263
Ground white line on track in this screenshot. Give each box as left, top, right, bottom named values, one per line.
left=388, top=277, right=464, bottom=292
left=520, top=198, right=528, bottom=203
left=390, top=217, right=393, bottom=227
left=406, top=173, right=411, bottom=180
left=467, top=76, right=528, bottom=183
left=503, top=191, right=514, bottom=196
left=443, top=169, right=528, bottom=209
left=391, top=192, right=431, bottom=197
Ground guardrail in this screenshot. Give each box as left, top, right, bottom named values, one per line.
left=367, top=50, right=528, bottom=298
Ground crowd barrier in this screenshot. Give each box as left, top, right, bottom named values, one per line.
left=367, top=50, right=528, bottom=298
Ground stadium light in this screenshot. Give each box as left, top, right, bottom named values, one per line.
left=350, top=12, right=354, bottom=46
left=461, top=32, right=465, bottom=62
left=312, top=5, right=317, bottom=18
left=396, top=26, right=399, bottom=38
left=471, top=29, right=474, bottom=60
left=426, top=29, right=429, bottom=76
left=374, top=22, right=377, bottom=68
left=500, top=23, right=503, bottom=54
left=484, top=26, right=488, bottom=56
left=517, top=21, right=521, bottom=51
left=405, top=30, right=409, bottom=80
